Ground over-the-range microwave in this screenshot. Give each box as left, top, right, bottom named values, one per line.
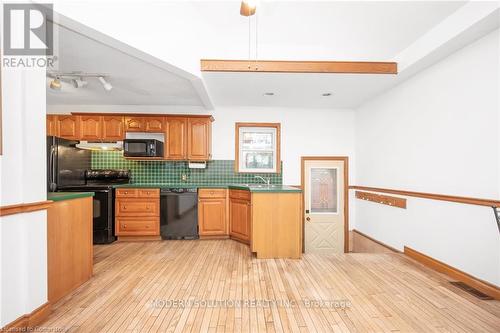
left=123, top=139, right=164, bottom=157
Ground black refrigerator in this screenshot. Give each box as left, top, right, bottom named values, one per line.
left=47, top=136, right=91, bottom=191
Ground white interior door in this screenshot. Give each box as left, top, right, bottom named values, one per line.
left=304, top=159, right=346, bottom=254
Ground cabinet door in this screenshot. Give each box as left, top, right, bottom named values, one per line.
left=166, top=117, right=187, bottom=160
left=102, top=116, right=124, bottom=141
left=46, top=115, right=58, bottom=136
left=229, top=198, right=251, bottom=242
left=145, top=117, right=164, bottom=132
left=80, top=116, right=102, bottom=140
left=57, top=116, right=80, bottom=140
left=199, top=198, right=226, bottom=236
left=124, top=117, right=144, bottom=132
left=187, top=118, right=211, bottom=160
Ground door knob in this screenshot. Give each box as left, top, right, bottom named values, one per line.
left=306, top=217, right=311, bottom=221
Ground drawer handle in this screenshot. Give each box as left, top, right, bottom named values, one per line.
left=123, top=224, right=127, bottom=228
left=210, top=191, right=214, bottom=195
left=146, top=191, right=150, bottom=195
left=124, top=191, right=128, bottom=194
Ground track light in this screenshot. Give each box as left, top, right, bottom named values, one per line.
left=72, top=77, right=88, bottom=88
left=49, top=77, right=62, bottom=90
left=98, top=76, right=113, bottom=91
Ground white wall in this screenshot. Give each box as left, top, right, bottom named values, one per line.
left=355, top=29, right=500, bottom=285
left=211, top=107, right=356, bottom=185
left=0, top=66, right=47, bottom=326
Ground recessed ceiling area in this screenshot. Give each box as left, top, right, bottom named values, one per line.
left=202, top=71, right=398, bottom=108
left=47, top=23, right=208, bottom=107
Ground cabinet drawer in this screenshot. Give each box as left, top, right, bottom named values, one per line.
left=116, top=189, right=138, bottom=198
left=116, top=217, right=159, bottom=235
left=116, top=199, right=159, bottom=216
left=229, top=189, right=251, bottom=201
left=138, top=189, right=160, bottom=198
left=199, top=188, right=226, bottom=199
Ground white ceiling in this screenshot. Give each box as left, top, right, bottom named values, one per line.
left=47, top=24, right=206, bottom=106
left=202, top=71, right=397, bottom=108
left=49, top=1, right=471, bottom=109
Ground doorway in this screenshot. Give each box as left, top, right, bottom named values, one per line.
left=301, top=157, right=349, bottom=254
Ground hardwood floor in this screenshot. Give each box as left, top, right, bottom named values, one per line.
left=43, top=240, right=500, bottom=332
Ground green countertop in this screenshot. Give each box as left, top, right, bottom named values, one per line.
left=113, top=183, right=301, bottom=193
left=48, top=192, right=95, bottom=202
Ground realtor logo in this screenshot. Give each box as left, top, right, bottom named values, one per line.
left=3, top=3, right=53, bottom=56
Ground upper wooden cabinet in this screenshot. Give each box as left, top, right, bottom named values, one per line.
left=47, top=115, right=58, bottom=136
left=124, top=117, right=145, bottom=132
left=145, top=117, right=164, bottom=132
left=166, top=117, right=187, bottom=160
left=80, top=116, right=102, bottom=140
left=46, top=114, right=213, bottom=160
left=102, top=116, right=124, bottom=141
left=124, top=116, right=164, bottom=133
left=188, top=117, right=212, bottom=160
left=80, top=116, right=125, bottom=141
left=57, top=116, right=80, bottom=140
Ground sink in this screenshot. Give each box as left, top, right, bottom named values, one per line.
left=234, top=184, right=283, bottom=189
left=249, top=184, right=282, bottom=189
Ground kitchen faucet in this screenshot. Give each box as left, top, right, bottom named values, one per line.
left=254, top=175, right=270, bottom=185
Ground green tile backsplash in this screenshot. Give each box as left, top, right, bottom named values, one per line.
left=91, top=151, right=283, bottom=185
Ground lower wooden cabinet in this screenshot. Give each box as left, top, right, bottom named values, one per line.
left=198, top=189, right=227, bottom=238
left=116, top=217, right=159, bottom=236
left=47, top=196, right=93, bottom=304
left=115, top=188, right=160, bottom=239
left=229, top=190, right=251, bottom=244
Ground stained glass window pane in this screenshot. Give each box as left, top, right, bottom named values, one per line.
left=310, top=168, right=338, bottom=213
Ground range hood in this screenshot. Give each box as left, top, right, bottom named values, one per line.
left=76, top=141, right=123, bottom=151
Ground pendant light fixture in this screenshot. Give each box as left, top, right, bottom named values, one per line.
left=240, top=1, right=257, bottom=17
left=240, top=1, right=259, bottom=70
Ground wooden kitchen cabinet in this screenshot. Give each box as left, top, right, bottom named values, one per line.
left=229, top=190, right=251, bottom=244
left=198, top=189, right=227, bottom=238
left=125, top=116, right=164, bottom=133
left=47, top=115, right=58, bottom=136
left=145, top=117, right=164, bottom=132
left=57, top=115, right=80, bottom=140
left=166, top=117, right=187, bottom=160
left=187, top=117, right=211, bottom=160
left=80, top=115, right=102, bottom=140
left=46, top=113, right=213, bottom=161
left=115, top=188, right=160, bottom=240
left=102, top=116, right=124, bottom=140
left=48, top=196, right=93, bottom=303
left=124, top=117, right=145, bottom=132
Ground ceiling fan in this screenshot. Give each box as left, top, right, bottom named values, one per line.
left=240, top=0, right=257, bottom=16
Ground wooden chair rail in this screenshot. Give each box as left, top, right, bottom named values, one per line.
left=0, top=200, right=53, bottom=217
left=355, top=191, right=406, bottom=209
left=350, top=186, right=500, bottom=208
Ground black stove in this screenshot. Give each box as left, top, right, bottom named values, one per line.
left=59, top=169, right=130, bottom=244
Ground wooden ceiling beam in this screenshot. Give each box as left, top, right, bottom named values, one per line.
left=200, top=59, right=398, bottom=74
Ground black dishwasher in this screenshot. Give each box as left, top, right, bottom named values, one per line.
left=160, top=188, right=199, bottom=239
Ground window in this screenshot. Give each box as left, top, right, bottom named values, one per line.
left=236, top=123, right=280, bottom=173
